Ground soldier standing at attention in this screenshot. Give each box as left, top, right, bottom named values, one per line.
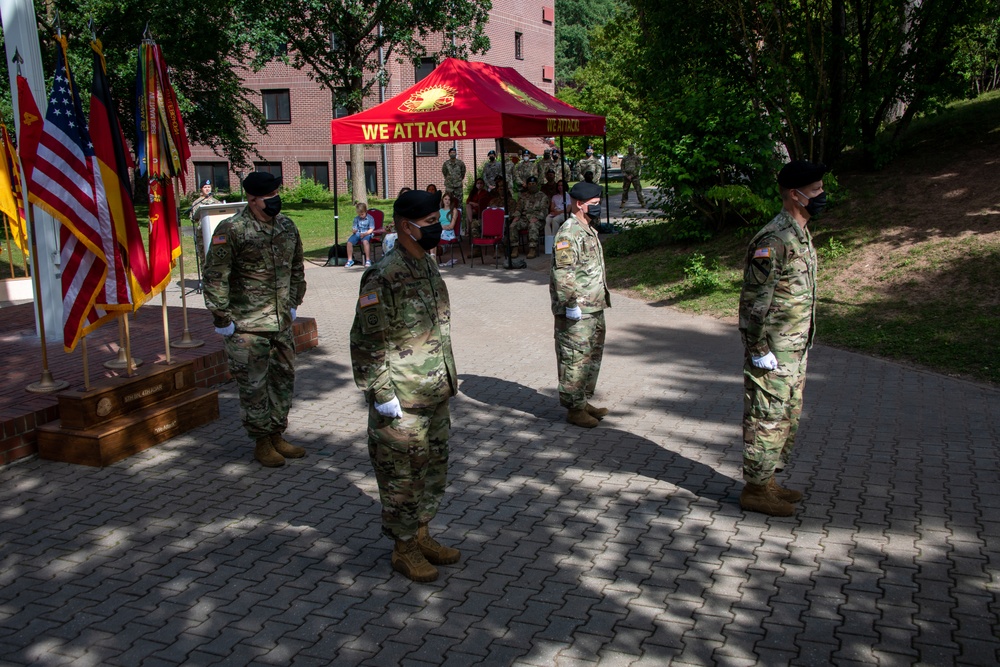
left=203, top=171, right=307, bottom=468
left=535, top=149, right=556, bottom=181
left=551, top=148, right=571, bottom=183
left=509, top=176, right=551, bottom=260
left=738, top=160, right=825, bottom=516
left=482, top=149, right=502, bottom=191
left=620, top=145, right=646, bottom=208
left=575, top=146, right=602, bottom=184
left=514, top=149, right=535, bottom=195
left=550, top=181, right=611, bottom=429
left=441, top=147, right=466, bottom=201
left=350, top=190, right=460, bottom=583
left=190, top=180, right=221, bottom=260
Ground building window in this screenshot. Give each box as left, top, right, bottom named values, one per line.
left=415, top=57, right=436, bottom=83
left=515, top=32, right=523, bottom=60
left=416, top=142, right=438, bottom=157
left=542, top=7, right=554, bottom=24
left=543, top=66, right=554, bottom=82
left=193, top=162, right=230, bottom=192
left=262, top=90, right=291, bottom=124
left=254, top=162, right=283, bottom=181
left=300, top=162, right=330, bottom=189
left=345, top=161, right=378, bottom=195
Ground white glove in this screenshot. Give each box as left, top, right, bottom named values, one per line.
left=375, top=396, right=403, bottom=418
left=751, top=352, right=778, bottom=370
left=215, top=323, right=235, bottom=337
left=383, top=233, right=397, bottom=253
left=290, top=308, right=297, bottom=321
left=565, top=305, right=583, bottom=320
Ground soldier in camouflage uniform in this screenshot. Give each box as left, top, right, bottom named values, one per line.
left=509, top=176, right=550, bottom=259
left=504, top=153, right=518, bottom=196
left=738, top=160, right=825, bottom=517
left=190, top=180, right=221, bottom=262
left=513, top=149, right=535, bottom=195
left=441, top=147, right=466, bottom=201
left=535, top=149, right=556, bottom=182
left=620, top=145, right=646, bottom=207
left=203, top=172, right=307, bottom=468
left=550, top=181, right=611, bottom=429
left=550, top=149, right=572, bottom=183
left=575, top=146, right=602, bottom=184
left=481, top=150, right=502, bottom=191
left=350, top=189, right=460, bottom=583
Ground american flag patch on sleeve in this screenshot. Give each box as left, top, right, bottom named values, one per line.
left=359, top=292, right=380, bottom=308
left=753, top=247, right=771, bottom=258
left=212, top=234, right=227, bottom=245
left=555, top=240, right=571, bottom=250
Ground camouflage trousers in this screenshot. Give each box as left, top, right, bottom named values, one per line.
left=554, top=312, right=606, bottom=410
left=367, top=400, right=451, bottom=541
left=224, top=328, right=296, bottom=439
left=742, top=349, right=809, bottom=485
left=621, top=176, right=645, bottom=205
left=509, top=216, right=544, bottom=247
left=444, top=184, right=464, bottom=201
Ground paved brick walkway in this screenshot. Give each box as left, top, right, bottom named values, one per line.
left=1, top=259, right=999, bottom=666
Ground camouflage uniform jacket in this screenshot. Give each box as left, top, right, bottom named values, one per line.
left=482, top=160, right=502, bottom=188
left=550, top=214, right=611, bottom=316
left=203, top=207, right=306, bottom=332
left=350, top=248, right=458, bottom=409
left=621, top=155, right=642, bottom=178
left=575, top=157, right=602, bottom=183
left=535, top=157, right=557, bottom=181
left=513, top=160, right=535, bottom=192
left=516, top=190, right=551, bottom=223
left=190, top=194, right=221, bottom=221
left=738, top=209, right=817, bottom=356
left=442, top=158, right=467, bottom=191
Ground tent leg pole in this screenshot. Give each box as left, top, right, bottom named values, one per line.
left=560, top=135, right=568, bottom=216
left=412, top=143, right=417, bottom=190
left=332, top=143, right=339, bottom=266
left=473, top=139, right=477, bottom=183
left=603, top=134, right=610, bottom=224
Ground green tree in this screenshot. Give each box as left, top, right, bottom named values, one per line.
left=253, top=0, right=491, bottom=204
left=555, top=0, right=626, bottom=86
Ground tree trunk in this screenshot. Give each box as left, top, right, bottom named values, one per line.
left=350, top=144, right=368, bottom=207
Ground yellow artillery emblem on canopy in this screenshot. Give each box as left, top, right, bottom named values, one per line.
left=398, top=86, right=457, bottom=113
left=500, top=82, right=553, bottom=112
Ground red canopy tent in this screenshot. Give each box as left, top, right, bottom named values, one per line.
left=327, top=58, right=607, bottom=267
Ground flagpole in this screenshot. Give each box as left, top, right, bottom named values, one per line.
left=23, top=163, right=67, bottom=394
left=81, top=334, right=91, bottom=391
left=3, top=213, right=14, bottom=278
left=104, top=313, right=142, bottom=370
left=161, top=291, right=172, bottom=365
left=170, top=176, right=202, bottom=349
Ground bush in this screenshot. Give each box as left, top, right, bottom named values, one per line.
left=280, top=178, right=335, bottom=204
left=683, top=253, right=726, bottom=292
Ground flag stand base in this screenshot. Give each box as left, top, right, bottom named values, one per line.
left=171, top=330, right=204, bottom=349
left=104, top=348, right=144, bottom=370
left=26, top=370, right=70, bottom=394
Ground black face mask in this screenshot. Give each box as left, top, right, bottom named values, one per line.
left=796, top=190, right=827, bottom=217
left=489, top=156, right=496, bottom=162
left=262, top=195, right=282, bottom=218
left=411, top=221, right=442, bottom=250
left=586, top=204, right=602, bottom=220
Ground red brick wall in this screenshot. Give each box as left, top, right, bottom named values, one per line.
left=187, top=2, right=556, bottom=200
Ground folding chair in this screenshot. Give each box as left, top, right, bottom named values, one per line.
left=437, top=211, right=466, bottom=266
left=472, top=207, right=505, bottom=267
left=369, top=209, right=385, bottom=259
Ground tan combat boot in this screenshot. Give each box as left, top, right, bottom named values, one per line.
left=526, top=246, right=538, bottom=259
left=585, top=403, right=609, bottom=419
left=271, top=433, right=306, bottom=458
left=739, top=481, right=794, bottom=516
left=567, top=408, right=600, bottom=428
left=416, top=523, right=461, bottom=565
left=391, top=538, right=439, bottom=582
left=254, top=437, right=285, bottom=468
left=767, top=478, right=803, bottom=503
left=510, top=246, right=519, bottom=258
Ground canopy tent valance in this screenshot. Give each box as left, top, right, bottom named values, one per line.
left=330, top=58, right=605, bottom=145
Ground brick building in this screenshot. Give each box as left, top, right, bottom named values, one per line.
left=186, top=1, right=557, bottom=199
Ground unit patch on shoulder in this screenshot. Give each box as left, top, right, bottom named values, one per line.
left=212, top=234, right=227, bottom=245
left=748, top=246, right=773, bottom=285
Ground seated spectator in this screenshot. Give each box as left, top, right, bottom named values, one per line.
left=466, top=178, right=492, bottom=238
left=546, top=179, right=569, bottom=238
left=345, top=201, right=375, bottom=268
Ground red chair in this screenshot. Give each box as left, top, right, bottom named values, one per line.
left=369, top=209, right=385, bottom=259
left=473, top=207, right=505, bottom=267
left=437, top=210, right=465, bottom=266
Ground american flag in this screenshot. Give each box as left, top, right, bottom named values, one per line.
left=26, top=37, right=118, bottom=352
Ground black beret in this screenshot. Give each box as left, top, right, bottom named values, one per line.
left=545, top=169, right=555, bottom=175
left=394, top=190, right=440, bottom=220
left=569, top=181, right=602, bottom=201
left=243, top=171, right=282, bottom=196
left=522, top=149, right=530, bottom=155
left=448, top=147, right=457, bottom=153
left=487, top=149, right=496, bottom=156
left=778, top=160, right=827, bottom=189
left=527, top=176, right=538, bottom=183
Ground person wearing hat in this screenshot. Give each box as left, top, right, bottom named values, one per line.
left=203, top=171, right=307, bottom=468
left=190, top=180, right=221, bottom=261
left=738, top=159, right=826, bottom=516
left=550, top=148, right=571, bottom=183
left=535, top=149, right=556, bottom=183
left=513, top=149, right=536, bottom=195
left=550, top=181, right=611, bottom=428
left=441, top=147, right=466, bottom=201
left=350, top=189, right=460, bottom=583
left=575, top=146, right=602, bottom=184
left=481, top=149, right=502, bottom=191
left=509, top=175, right=551, bottom=259
left=620, top=145, right=646, bottom=208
